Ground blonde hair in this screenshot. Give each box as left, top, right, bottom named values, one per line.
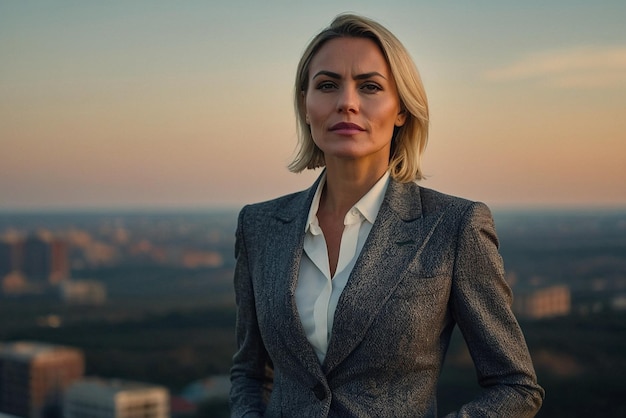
left=289, top=13, right=429, bottom=182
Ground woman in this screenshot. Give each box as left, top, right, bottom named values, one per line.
left=230, top=13, right=544, bottom=417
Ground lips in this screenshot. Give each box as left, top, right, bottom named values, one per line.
left=330, top=122, right=365, bottom=131
left=329, top=122, right=365, bottom=136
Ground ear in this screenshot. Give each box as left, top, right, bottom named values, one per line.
left=395, top=109, right=407, bottom=127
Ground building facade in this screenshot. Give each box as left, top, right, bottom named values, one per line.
left=64, top=378, right=169, bottom=418
left=513, top=285, right=571, bottom=319
left=0, top=342, right=85, bottom=418
left=59, top=280, right=107, bottom=305
left=22, top=236, right=69, bottom=284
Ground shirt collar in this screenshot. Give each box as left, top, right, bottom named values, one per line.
left=305, top=171, right=390, bottom=233
left=355, top=171, right=390, bottom=224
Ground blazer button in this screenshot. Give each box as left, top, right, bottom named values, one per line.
left=312, top=383, right=326, bottom=401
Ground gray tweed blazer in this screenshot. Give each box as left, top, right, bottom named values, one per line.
left=230, top=175, right=544, bottom=417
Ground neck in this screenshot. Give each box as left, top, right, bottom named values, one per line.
left=320, top=160, right=388, bottom=217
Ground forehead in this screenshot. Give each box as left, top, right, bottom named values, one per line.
left=309, top=37, right=390, bottom=76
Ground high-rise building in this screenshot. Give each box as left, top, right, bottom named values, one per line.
left=0, top=341, right=85, bottom=418
left=21, top=236, right=49, bottom=281
left=64, top=378, right=169, bottom=418
left=21, top=235, right=69, bottom=284
left=0, top=238, right=23, bottom=279
left=48, top=239, right=69, bottom=285
left=0, top=241, right=13, bottom=278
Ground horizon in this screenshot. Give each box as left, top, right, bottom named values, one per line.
left=1, top=203, right=625, bottom=215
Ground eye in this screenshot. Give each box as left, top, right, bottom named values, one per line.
left=315, top=81, right=337, bottom=91
left=360, top=82, right=382, bottom=93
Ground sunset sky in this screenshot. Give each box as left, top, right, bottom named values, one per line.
left=1, top=1, right=625, bottom=210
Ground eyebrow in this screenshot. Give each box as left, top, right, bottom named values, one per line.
left=312, top=70, right=387, bottom=81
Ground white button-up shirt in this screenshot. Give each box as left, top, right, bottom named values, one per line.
left=295, top=171, right=390, bottom=363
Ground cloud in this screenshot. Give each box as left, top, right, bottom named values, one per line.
left=484, top=46, right=626, bottom=88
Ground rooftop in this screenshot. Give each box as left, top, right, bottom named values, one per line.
left=68, top=377, right=168, bottom=399
left=0, top=341, right=78, bottom=362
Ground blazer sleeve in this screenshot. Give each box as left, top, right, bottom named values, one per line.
left=229, top=206, right=273, bottom=417
left=445, top=202, right=544, bottom=417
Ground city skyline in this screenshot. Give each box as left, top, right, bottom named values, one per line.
left=1, top=1, right=625, bottom=210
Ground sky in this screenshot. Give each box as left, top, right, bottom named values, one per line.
left=1, top=0, right=625, bottom=211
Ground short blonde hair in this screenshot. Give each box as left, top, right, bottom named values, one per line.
left=289, top=14, right=429, bottom=182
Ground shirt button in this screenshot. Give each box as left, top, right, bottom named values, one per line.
left=312, top=383, right=326, bottom=400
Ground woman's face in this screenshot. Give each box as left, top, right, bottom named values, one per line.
left=304, top=37, right=406, bottom=167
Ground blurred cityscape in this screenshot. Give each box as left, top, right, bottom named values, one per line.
left=0, top=208, right=625, bottom=417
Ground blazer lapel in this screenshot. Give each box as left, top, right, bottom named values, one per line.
left=265, top=174, right=326, bottom=379
left=323, top=180, right=433, bottom=374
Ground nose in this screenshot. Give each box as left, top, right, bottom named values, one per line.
left=336, top=87, right=359, bottom=114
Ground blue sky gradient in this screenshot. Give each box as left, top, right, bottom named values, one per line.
left=1, top=1, right=625, bottom=209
